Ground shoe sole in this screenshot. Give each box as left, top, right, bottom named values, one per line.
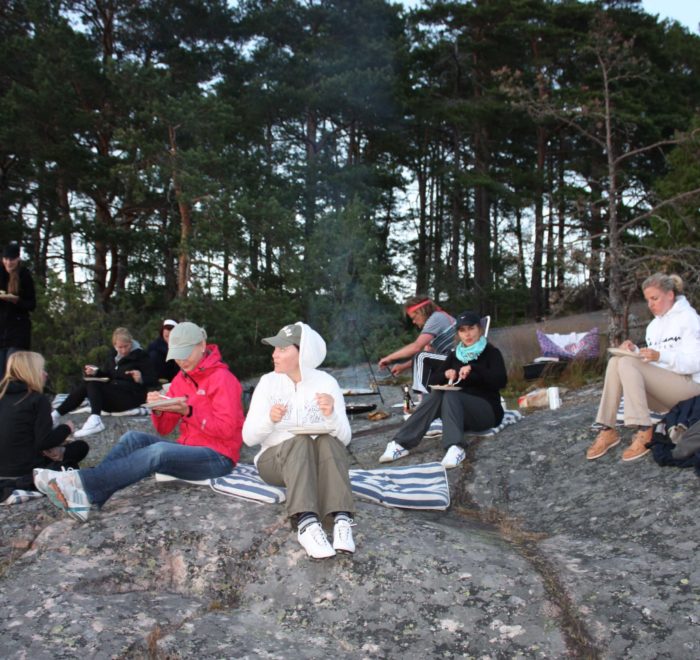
left=74, top=427, right=105, bottom=438
left=334, top=547, right=355, bottom=554
left=46, top=481, right=89, bottom=523
left=621, top=448, right=650, bottom=462
left=379, top=452, right=408, bottom=463
left=586, top=438, right=621, bottom=460
left=424, top=430, right=443, bottom=437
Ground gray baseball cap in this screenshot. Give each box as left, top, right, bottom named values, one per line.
left=262, top=324, right=301, bottom=348
left=166, top=322, right=207, bottom=360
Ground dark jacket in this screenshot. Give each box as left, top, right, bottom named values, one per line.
left=439, top=342, right=508, bottom=425
left=95, top=344, right=158, bottom=395
left=0, top=265, right=36, bottom=349
left=0, top=382, right=71, bottom=477
left=147, top=336, right=179, bottom=382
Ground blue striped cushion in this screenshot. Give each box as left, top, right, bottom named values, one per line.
left=157, top=462, right=451, bottom=510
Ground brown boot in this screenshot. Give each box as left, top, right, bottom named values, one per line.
left=586, top=428, right=621, bottom=460
left=622, top=427, right=653, bottom=462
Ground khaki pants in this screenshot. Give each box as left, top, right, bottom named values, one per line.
left=595, top=356, right=700, bottom=427
left=257, top=434, right=354, bottom=521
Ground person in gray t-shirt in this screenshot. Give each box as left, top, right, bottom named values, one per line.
left=379, top=296, right=456, bottom=393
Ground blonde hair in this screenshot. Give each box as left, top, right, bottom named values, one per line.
left=0, top=351, right=45, bottom=399
left=642, top=273, right=683, bottom=296
left=112, top=327, right=134, bottom=345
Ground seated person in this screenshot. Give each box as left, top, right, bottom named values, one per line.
left=0, top=352, right=88, bottom=491
left=34, top=322, right=244, bottom=522
left=379, top=310, right=507, bottom=469
left=52, top=327, right=157, bottom=437
left=147, top=319, right=179, bottom=382
left=243, top=322, right=355, bottom=559
left=587, top=273, right=700, bottom=462
left=378, top=296, right=456, bottom=394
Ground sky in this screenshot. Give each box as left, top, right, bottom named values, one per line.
left=398, top=1, right=699, bottom=34
left=642, top=0, right=699, bottom=33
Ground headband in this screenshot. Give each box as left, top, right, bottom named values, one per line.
left=405, top=299, right=431, bottom=315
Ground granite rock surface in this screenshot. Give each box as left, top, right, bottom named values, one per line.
left=1, top=382, right=698, bottom=659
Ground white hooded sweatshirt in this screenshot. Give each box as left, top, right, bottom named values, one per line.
left=242, top=322, right=351, bottom=464
left=645, top=295, right=700, bottom=383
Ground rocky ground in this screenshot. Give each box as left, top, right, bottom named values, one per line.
left=1, top=375, right=699, bottom=659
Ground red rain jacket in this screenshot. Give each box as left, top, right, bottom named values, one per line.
left=151, top=344, right=243, bottom=463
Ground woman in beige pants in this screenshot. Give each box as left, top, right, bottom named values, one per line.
left=587, top=273, right=700, bottom=462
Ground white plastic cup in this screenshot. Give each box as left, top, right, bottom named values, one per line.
left=547, top=387, right=561, bottom=410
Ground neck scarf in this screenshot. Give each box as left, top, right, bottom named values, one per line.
left=456, top=335, right=487, bottom=363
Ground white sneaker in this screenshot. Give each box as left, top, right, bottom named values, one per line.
left=51, top=410, right=61, bottom=428
left=33, top=467, right=61, bottom=495
left=297, top=522, right=335, bottom=559
left=441, top=445, right=466, bottom=469
left=425, top=418, right=443, bottom=437
left=45, top=470, right=91, bottom=522
left=74, top=414, right=105, bottom=438
left=378, top=440, right=409, bottom=463
left=333, top=518, right=356, bottom=554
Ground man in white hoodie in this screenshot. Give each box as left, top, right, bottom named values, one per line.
left=243, top=322, right=355, bottom=559
left=588, top=273, right=700, bottom=462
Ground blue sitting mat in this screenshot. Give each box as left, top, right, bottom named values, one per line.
left=471, top=408, right=522, bottom=437
left=1, top=489, right=43, bottom=506
left=156, top=461, right=450, bottom=510
left=615, top=398, right=664, bottom=426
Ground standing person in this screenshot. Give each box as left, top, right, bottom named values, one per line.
left=147, top=319, right=179, bottom=382
left=34, top=322, right=244, bottom=522
left=379, top=311, right=507, bottom=469
left=587, top=273, right=700, bottom=462
left=378, top=296, right=456, bottom=395
left=0, top=243, right=36, bottom=378
left=243, top=322, right=355, bottom=559
left=0, top=352, right=88, bottom=489
left=52, top=327, right=157, bottom=437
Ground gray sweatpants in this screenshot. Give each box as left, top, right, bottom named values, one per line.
left=393, top=390, right=496, bottom=450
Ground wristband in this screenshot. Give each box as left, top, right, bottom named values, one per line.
left=186, top=405, right=193, bottom=418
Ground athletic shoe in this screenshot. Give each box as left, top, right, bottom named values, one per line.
left=378, top=440, right=409, bottom=463
left=425, top=418, right=443, bottom=437
left=51, top=410, right=61, bottom=428
left=441, top=445, right=466, bottom=469
left=622, top=427, right=653, bottom=462
left=45, top=470, right=91, bottom=522
left=586, top=428, right=620, bottom=460
left=74, top=414, right=105, bottom=438
left=33, top=467, right=61, bottom=495
left=333, top=518, right=356, bottom=554
left=297, top=522, right=335, bottom=559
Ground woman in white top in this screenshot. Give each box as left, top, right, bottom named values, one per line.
left=243, top=322, right=354, bottom=559
left=587, top=273, right=700, bottom=462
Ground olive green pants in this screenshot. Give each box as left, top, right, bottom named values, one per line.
left=257, top=434, right=355, bottom=521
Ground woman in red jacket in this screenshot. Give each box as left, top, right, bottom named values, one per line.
left=34, top=322, right=244, bottom=522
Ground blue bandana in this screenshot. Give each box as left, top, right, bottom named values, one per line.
left=456, top=335, right=487, bottom=363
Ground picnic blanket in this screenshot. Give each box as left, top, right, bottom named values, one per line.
left=471, top=408, right=522, bottom=437
left=615, top=399, right=664, bottom=426
left=1, top=489, right=43, bottom=505
left=52, top=394, right=149, bottom=417
left=156, top=461, right=451, bottom=510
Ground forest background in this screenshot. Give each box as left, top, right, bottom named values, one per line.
left=1, top=0, right=699, bottom=389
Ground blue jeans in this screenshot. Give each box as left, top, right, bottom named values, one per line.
left=79, top=431, right=234, bottom=507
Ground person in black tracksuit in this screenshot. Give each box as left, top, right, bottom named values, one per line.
left=0, top=351, right=88, bottom=499
left=53, top=327, right=157, bottom=438
left=0, top=243, right=36, bottom=378
left=147, top=319, right=179, bottom=382
left=380, top=311, right=507, bottom=469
